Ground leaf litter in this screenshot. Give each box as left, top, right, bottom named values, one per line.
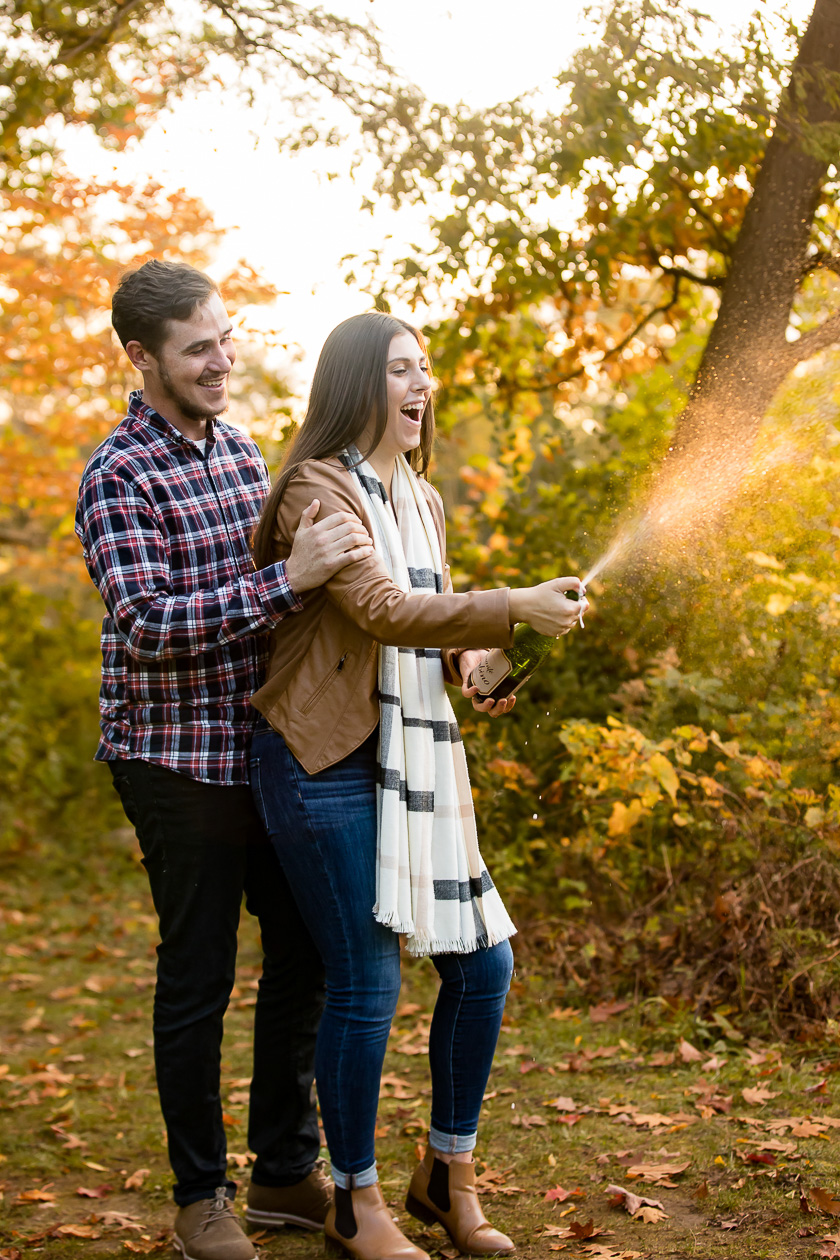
left=10, top=859, right=840, bottom=1258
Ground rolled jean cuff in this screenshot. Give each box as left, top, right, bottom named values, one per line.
left=332, top=1163, right=378, bottom=1190
left=429, top=1126, right=477, bottom=1154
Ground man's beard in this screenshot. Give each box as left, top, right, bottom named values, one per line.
left=158, top=360, right=228, bottom=423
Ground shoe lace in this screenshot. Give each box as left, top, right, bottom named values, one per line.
left=200, top=1188, right=233, bottom=1230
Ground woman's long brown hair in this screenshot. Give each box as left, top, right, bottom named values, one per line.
left=252, top=312, right=435, bottom=570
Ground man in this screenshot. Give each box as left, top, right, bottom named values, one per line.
left=75, top=259, right=373, bottom=1260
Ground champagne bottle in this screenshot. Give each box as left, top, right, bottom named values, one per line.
left=468, top=591, right=581, bottom=701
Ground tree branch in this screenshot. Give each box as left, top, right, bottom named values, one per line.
left=787, top=310, right=840, bottom=365
left=802, top=250, right=840, bottom=279
left=52, top=0, right=148, bottom=64
left=496, top=280, right=681, bottom=397
left=659, top=261, right=726, bottom=289
left=0, top=524, right=48, bottom=547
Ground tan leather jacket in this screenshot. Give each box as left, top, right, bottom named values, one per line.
left=251, top=457, right=514, bottom=773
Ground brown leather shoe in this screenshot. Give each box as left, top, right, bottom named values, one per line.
left=325, top=1183, right=428, bottom=1260
left=173, top=1187, right=256, bottom=1260
left=245, top=1159, right=333, bottom=1229
left=405, top=1152, right=515, bottom=1255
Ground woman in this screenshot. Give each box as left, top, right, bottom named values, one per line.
left=249, top=313, right=586, bottom=1260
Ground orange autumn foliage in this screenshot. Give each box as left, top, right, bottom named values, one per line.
left=0, top=168, right=277, bottom=574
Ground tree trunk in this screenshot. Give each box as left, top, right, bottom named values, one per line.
left=662, top=0, right=840, bottom=494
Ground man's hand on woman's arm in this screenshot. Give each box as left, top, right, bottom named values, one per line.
left=285, top=499, right=374, bottom=593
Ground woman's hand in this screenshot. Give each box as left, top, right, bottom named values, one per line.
left=508, top=577, right=588, bottom=637
left=457, top=650, right=517, bottom=717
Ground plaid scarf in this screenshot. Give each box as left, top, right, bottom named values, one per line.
left=341, top=448, right=516, bottom=957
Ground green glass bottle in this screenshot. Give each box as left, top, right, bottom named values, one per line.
left=468, top=592, right=581, bottom=701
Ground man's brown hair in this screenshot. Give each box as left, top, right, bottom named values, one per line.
left=111, top=259, right=220, bottom=356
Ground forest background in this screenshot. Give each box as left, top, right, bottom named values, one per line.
left=2, top=0, right=840, bottom=1046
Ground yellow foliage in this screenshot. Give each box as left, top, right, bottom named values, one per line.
left=607, top=798, right=647, bottom=837
left=765, top=593, right=794, bottom=616
left=645, top=751, right=679, bottom=804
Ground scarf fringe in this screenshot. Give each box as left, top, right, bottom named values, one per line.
left=404, top=922, right=518, bottom=959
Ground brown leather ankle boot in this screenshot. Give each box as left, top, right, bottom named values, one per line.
left=325, top=1183, right=428, bottom=1260
left=405, top=1151, right=515, bottom=1255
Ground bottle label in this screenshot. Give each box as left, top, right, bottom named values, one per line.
left=471, top=649, right=513, bottom=695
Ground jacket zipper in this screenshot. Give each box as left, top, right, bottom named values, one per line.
left=301, top=654, right=348, bottom=713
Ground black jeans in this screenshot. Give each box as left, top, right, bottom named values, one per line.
left=109, top=758, right=325, bottom=1206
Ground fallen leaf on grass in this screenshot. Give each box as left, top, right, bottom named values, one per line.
left=792, top=1120, right=830, bottom=1138
left=606, top=1183, right=668, bottom=1220
left=122, top=1239, right=171, bottom=1255
left=742, top=1086, right=780, bottom=1105
left=474, top=1166, right=526, bottom=1196
left=740, top=1138, right=797, bottom=1155
left=544, top=1185, right=586, bottom=1202
left=511, top=1113, right=548, bottom=1128
left=541, top=1221, right=606, bottom=1241
left=583, top=1249, right=642, bottom=1259
left=77, top=1185, right=113, bottom=1198
left=625, top=1160, right=690, bottom=1185
left=743, top=1048, right=781, bottom=1067
left=14, top=1186, right=56, bottom=1204
left=0, top=1248, right=23, bottom=1260
left=56, top=1224, right=101, bottom=1238
left=692, top=1181, right=709, bottom=1200
left=678, top=1038, right=703, bottom=1062
left=811, top=1188, right=840, bottom=1215
left=50, top=1125, right=86, bottom=1150
left=648, top=1051, right=675, bottom=1067
left=99, top=1211, right=144, bottom=1230
left=124, top=1168, right=149, bottom=1190
left=589, top=1001, right=630, bottom=1023
left=628, top=1112, right=680, bottom=1129
left=635, top=1204, right=668, bottom=1223
left=544, top=1096, right=582, bottom=1112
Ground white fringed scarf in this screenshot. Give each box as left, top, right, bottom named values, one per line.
left=341, top=448, right=516, bottom=958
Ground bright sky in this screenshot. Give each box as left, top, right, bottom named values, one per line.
left=63, top=0, right=815, bottom=397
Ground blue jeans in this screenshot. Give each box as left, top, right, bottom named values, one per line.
left=249, top=726, right=513, bottom=1187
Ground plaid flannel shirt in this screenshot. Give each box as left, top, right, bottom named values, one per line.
left=75, top=391, right=300, bottom=784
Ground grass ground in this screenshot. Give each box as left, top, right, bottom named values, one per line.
left=3, top=827, right=840, bottom=1260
